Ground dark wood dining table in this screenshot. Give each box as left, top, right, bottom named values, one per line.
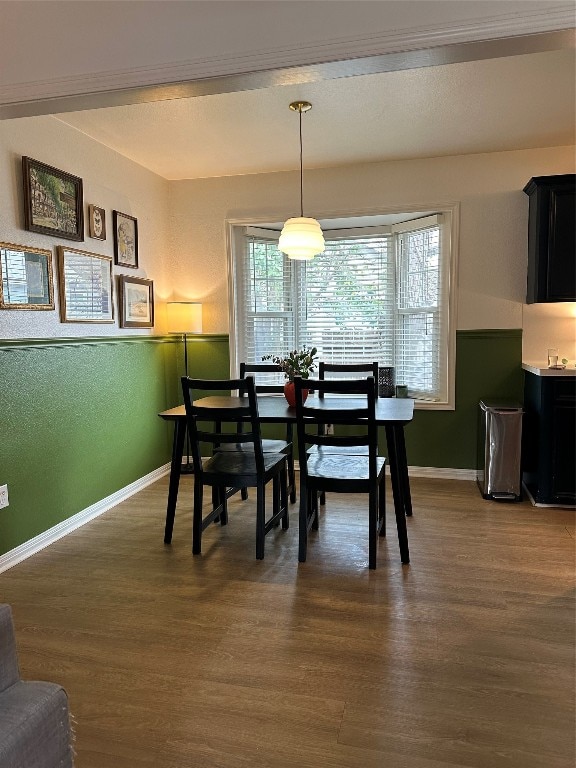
left=158, top=395, right=414, bottom=539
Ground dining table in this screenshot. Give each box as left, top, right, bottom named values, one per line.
left=158, top=395, right=414, bottom=541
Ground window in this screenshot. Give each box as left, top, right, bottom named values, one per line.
left=229, top=211, right=455, bottom=407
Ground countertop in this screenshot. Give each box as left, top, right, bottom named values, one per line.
left=522, top=362, right=576, bottom=377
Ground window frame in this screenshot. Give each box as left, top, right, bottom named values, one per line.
left=227, top=203, right=459, bottom=410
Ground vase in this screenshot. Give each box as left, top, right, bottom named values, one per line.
left=284, top=381, right=308, bottom=407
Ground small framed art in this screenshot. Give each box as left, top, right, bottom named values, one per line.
left=57, top=246, right=114, bottom=323
left=88, top=205, right=106, bottom=240
left=118, top=275, right=154, bottom=328
left=113, top=211, right=138, bottom=268
left=22, top=156, right=84, bottom=241
left=0, top=241, right=54, bottom=310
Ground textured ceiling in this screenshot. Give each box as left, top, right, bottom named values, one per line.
left=55, top=48, right=575, bottom=180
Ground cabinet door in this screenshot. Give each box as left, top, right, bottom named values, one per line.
left=547, top=187, right=576, bottom=302
left=525, top=175, right=576, bottom=304
left=551, top=387, right=576, bottom=502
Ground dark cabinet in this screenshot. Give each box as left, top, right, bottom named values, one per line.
left=522, top=371, right=576, bottom=505
left=524, top=174, right=575, bottom=303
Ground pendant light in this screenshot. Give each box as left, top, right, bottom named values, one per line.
left=279, top=101, right=325, bottom=260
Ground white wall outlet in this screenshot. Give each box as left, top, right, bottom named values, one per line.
left=325, top=424, right=334, bottom=435
left=0, top=484, right=8, bottom=510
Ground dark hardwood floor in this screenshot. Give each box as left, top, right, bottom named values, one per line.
left=1, top=475, right=574, bottom=768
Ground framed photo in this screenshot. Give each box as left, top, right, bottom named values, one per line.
left=0, top=241, right=54, bottom=310
left=57, top=246, right=114, bottom=323
left=118, top=275, right=154, bottom=328
left=88, top=205, right=106, bottom=240
left=113, top=211, right=138, bottom=268
left=22, top=156, right=84, bottom=241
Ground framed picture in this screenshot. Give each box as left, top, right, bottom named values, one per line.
left=57, top=246, right=114, bottom=323
left=113, top=211, right=138, bottom=268
left=88, top=205, right=106, bottom=240
left=0, top=241, right=54, bottom=310
left=118, top=275, right=154, bottom=328
left=22, top=156, right=84, bottom=241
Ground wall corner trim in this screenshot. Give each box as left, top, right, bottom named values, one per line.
left=0, top=463, right=170, bottom=575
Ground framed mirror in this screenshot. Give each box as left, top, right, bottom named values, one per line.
left=0, top=241, right=54, bottom=310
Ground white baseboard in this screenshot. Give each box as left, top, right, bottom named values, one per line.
left=0, top=463, right=171, bottom=575
left=407, top=466, right=476, bottom=481
left=293, top=461, right=476, bottom=482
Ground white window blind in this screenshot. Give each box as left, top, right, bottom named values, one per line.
left=231, top=214, right=452, bottom=403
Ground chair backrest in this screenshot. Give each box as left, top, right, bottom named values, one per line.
left=318, top=361, right=379, bottom=398
left=239, top=362, right=284, bottom=393
left=181, top=377, right=265, bottom=473
left=294, top=376, right=378, bottom=470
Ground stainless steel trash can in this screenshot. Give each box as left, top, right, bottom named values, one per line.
left=477, top=400, right=523, bottom=501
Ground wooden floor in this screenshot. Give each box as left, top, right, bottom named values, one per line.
left=1, top=476, right=574, bottom=768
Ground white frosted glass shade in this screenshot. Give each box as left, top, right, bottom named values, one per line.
left=278, top=217, right=325, bottom=260
left=166, top=302, right=202, bottom=333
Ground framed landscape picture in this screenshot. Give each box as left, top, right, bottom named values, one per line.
left=118, top=275, right=154, bottom=328
left=113, top=211, right=138, bottom=268
left=88, top=205, right=106, bottom=240
left=22, top=156, right=84, bottom=241
left=0, top=241, right=54, bottom=310
left=57, top=246, right=114, bottom=323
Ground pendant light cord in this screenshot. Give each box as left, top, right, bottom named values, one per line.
left=299, top=107, right=304, bottom=218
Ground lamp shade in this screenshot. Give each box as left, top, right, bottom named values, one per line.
left=278, top=217, right=325, bottom=260
left=167, top=302, right=202, bottom=334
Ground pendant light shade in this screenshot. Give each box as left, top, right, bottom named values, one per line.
left=280, top=101, right=324, bottom=260
left=278, top=217, right=325, bottom=261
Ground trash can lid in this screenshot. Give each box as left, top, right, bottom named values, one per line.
left=480, top=399, right=523, bottom=412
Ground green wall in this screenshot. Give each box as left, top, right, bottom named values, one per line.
left=405, top=329, right=523, bottom=468
left=0, top=334, right=229, bottom=556
left=0, top=329, right=521, bottom=557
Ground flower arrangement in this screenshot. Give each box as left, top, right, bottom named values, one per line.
left=262, top=346, right=318, bottom=381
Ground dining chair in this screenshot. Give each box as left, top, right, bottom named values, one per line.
left=181, top=376, right=289, bottom=560
left=313, top=361, right=379, bottom=505
left=294, top=375, right=410, bottom=569
left=215, top=363, right=296, bottom=503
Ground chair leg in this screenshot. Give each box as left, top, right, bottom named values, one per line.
left=288, top=453, right=297, bottom=504
left=192, top=482, right=204, bottom=555
left=281, top=465, right=289, bottom=530
left=298, top=485, right=309, bottom=563
left=369, top=487, right=378, bottom=570
left=219, top=487, right=228, bottom=526
left=319, top=491, right=326, bottom=506
left=378, top=476, right=386, bottom=537
left=311, top=490, right=319, bottom=531
left=241, top=488, right=249, bottom=501
left=256, top=484, right=265, bottom=560
left=272, top=474, right=280, bottom=527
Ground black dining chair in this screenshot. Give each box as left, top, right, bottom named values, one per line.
left=181, top=376, right=289, bottom=560
left=215, top=363, right=296, bottom=504
left=294, top=375, right=409, bottom=569
left=313, top=361, right=379, bottom=505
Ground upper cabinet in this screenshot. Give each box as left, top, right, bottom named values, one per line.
left=524, top=174, right=575, bottom=304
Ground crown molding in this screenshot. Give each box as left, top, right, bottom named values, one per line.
left=1, top=8, right=574, bottom=119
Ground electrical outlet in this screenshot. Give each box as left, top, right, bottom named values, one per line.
left=0, top=484, right=8, bottom=510
left=325, top=424, right=334, bottom=435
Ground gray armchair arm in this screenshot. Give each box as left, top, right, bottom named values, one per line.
left=0, top=604, right=20, bottom=692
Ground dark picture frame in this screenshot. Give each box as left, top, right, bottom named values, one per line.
left=113, top=211, right=138, bottom=268
left=118, top=275, right=154, bottom=328
left=0, top=241, right=54, bottom=310
left=88, top=205, right=106, bottom=240
left=22, top=156, right=84, bottom=241
left=57, top=246, right=114, bottom=324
